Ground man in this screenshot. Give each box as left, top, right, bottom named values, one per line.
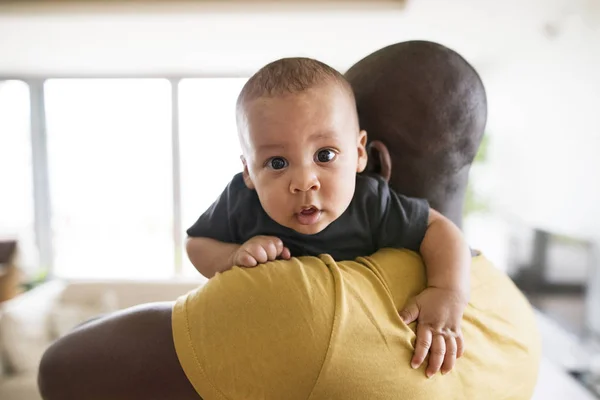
left=37, top=41, right=540, bottom=400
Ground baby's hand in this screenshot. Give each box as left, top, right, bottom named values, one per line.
left=399, top=287, right=467, bottom=378
left=232, top=235, right=291, bottom=267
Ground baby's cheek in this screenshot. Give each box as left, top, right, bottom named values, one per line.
left=328, top=178, right=355, bottom=215
left=259, top=190, right=288, bottom=221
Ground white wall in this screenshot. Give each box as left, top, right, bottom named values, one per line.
left=0, top=0, right=591, bottom=76
left=484, top=14, right=600, bottom=240
left=1, top=0, right=599, bottom=240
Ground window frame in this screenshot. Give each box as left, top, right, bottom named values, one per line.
left=0, top=74, right=247, bottom=279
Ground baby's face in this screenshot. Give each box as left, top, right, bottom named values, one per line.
left=240, top=83, right=367, bottom=235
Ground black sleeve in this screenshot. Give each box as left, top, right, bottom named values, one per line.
left=372, top=180, right=430, bottom=253
left=186, top=177, right=239, bottom=243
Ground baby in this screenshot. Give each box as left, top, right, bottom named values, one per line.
left=186, top=57, right=471, bottom=376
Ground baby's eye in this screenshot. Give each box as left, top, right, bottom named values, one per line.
left=267, top=157, right=288, bottom=170
left=315, top=149, right=336, bottom=163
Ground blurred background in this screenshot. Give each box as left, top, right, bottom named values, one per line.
left=0, top=0, right=599, bottom=399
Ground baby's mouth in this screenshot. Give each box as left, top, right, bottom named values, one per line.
left=300, top=206, right=318, bottom=215
left=295, top=206, right=322, bottom=225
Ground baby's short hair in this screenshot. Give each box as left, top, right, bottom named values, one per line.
left=236, top=57, right=355, bottom=118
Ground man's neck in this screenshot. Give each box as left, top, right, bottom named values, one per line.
left=433, top=193, right=465, bottom=230
left=437, top=167, right=480, bottom=256
left=429, top=167, right=470, bottom=230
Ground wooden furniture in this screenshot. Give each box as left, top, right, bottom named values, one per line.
left=0, top=241, right=22, bottom=303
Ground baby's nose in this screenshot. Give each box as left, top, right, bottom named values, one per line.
left=290, top=170, right=320, bottom=193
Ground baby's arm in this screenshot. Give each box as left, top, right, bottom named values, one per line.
left=186, top=237, right=241, bottom=278
left=368, top=177, right=470, bottom=297
left=420, top=208, right=471, bottom=300
left=399, top=208, right=471, bottom=377
left=187, top=236, right=291, bottom=279
left=186, top=175, right=292, bottom=279
left=368, top=177, right=470, bottom=377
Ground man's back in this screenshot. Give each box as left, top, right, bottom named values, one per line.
left=172, top=250, right=540, bottom=399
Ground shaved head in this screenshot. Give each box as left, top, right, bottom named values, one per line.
left=345, top=41, right=487, bottom=224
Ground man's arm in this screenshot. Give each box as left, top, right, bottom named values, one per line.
left=38, top=303, right=201, bottom=400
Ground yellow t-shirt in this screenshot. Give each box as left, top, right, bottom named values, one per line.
left=172, top=249, right=541, bottom=400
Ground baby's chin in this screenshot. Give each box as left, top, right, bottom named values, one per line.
left=290, top=223, right=330, bottom=236
left=280, top=217, right=333, bottom=236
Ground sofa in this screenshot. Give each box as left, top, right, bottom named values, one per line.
left=0, top=279, right=597, bottom=400
left=0, top=279, right=202, bottom=400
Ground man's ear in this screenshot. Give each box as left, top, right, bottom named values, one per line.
left=356, top=130, right=369, bottom=173
left=365, top=140, right=392, bottom=182
left=240, top=155, right=255, bottom=189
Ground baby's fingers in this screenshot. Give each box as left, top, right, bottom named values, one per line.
left=237, top=252, right=258, bottom=268
left=411, top=324, right=432, bottom=370
left=399, top=299, right=419, bottom=325
left=245, top=243, right=268, bottom=264
left=425, top=334, right=446, bottom=378
left=281, top=247, right=291, bottom=260
left=456, top=334, right=465, bottom=358
left=262, top=240, right=279, bottom=261
left=441, top=336, right=457, bottom=375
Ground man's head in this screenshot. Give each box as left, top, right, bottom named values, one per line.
left=236, top=57, right=368, bottom=234
left=345, top=41, right=487, bottom=226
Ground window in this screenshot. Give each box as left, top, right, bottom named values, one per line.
left=179, top=78, right=247, bottom=276
left=0, top=80, right=37, bottom=275
left=1, top=77, right=249, bottom=280
left=45, top=79, right=174, bottom=279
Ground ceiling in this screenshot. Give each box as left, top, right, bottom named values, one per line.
left=0, top=0, right=596, bottom=76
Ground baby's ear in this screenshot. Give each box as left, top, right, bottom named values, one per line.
left=241, top=156, right=255, bottom=189
left=356, top=130, right=369, bottom=173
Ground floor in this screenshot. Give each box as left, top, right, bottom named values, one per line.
left=528, top=292, right=600, bottom=398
